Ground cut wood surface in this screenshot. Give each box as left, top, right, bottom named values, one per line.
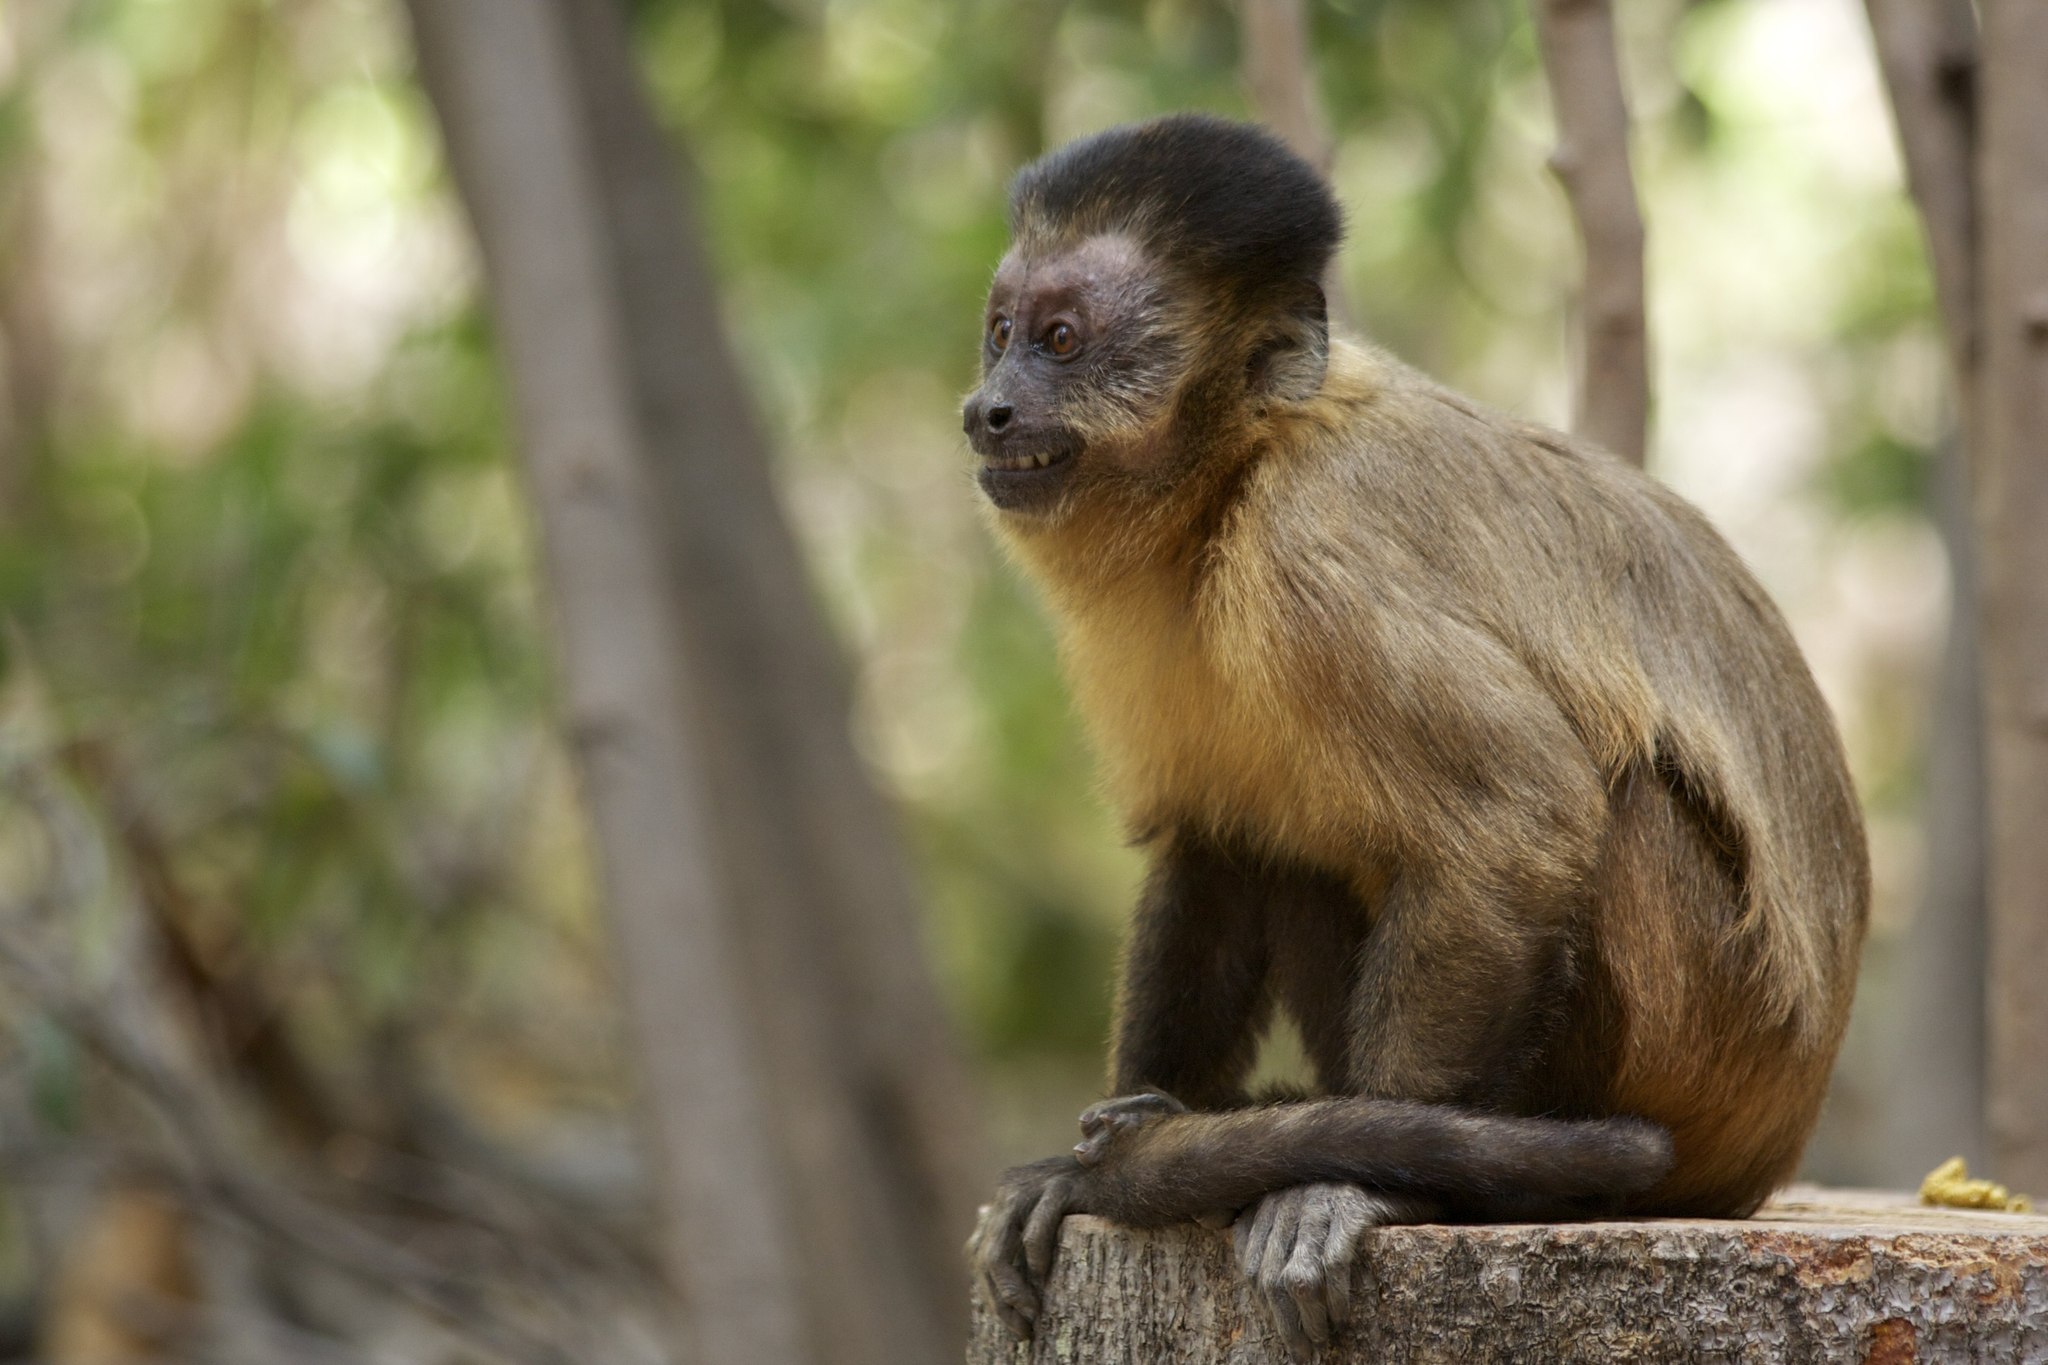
left=967, top=1188, right=2048, bottom=1363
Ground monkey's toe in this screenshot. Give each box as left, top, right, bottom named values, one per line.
left=1233, top=1183, right=1431, bottom=1358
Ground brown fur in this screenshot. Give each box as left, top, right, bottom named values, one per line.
left=994, top=337, right=1865, bottom=1216
left=963, top=125, right=1867, bottom=1329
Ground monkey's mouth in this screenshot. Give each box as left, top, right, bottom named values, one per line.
left=977, top=439, right=1080, bottom=511
left=982, top=448, right=1070, bottom=473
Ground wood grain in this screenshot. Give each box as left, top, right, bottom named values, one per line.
left=968, top=1189, right=2048, bottom=1362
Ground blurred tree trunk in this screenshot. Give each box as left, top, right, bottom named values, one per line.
left=1868, top=446, right=1989, bottom=1182
left=1875, top=0, right=2048, bottom=1193
left=405, top=2, right=983, bottom=1362
left=1236, top=0, right=1350, bottom=325
left=1861, top=0, right=1989, bottom=1184
left=0, top=8, right=61, bottom=525
left=406, top=3, right=804, bottom=1358
left=1864, top=0, right=1978, bottom=405
left=1972, top=0, right=2048, bottom=1196
left=1238, top=0, right=1333, bottom=175
left=1530, top=0, right=1649, bottom=466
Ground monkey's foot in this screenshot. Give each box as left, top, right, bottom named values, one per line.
left=1233, top=1183, right=1432, bottom=1358
left=1072, top=1089, right=1188, bottom=1167
left=967, top=1156, right=1089, bottom=1339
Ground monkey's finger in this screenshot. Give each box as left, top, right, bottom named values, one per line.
left=1242, top=1189, right=1317, bottom=1357
left=1194, top=1206, right=1237, bottom=1230
left=975, top=1194, right=1042, bottom=1335
left=1079, top=1090, right=1184, bottom=1125
left=982, top=1191, right=1027, bottom=1252
left=1321, top=1259, right=1353, bottom=1334
left=1262, top=1186, right=1311, bottom=1278
left=1260, top=1274, right=1314, bottom=1361
left=1253, top=1187, right=1300, bottom=1269
left=1071, top=1130, right=1112, bottom=1167
left=1283, top=1198, right=1337, bottom=1346
left=1021, top=1180, right=1071, bottom=1284
left=981, top=1264, right=1039, bottom=1340
left=1235, top=1192, right=1283, bottom=1278
left=1290, top=1191, right=1334, bottom=1268
left=963, top=1203, right=995, bottom=1260
left=991, top=1301, right=1031, bottom=1340
left=1283, top=1271, right=1331, bottom=1349
left=1321, top=1198, right=1372, bottom=1330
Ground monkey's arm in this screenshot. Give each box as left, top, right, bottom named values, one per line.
left=970, top=1096, right=1670, bottom=1335
left=967, top=836, right=1279, bottom=1337
left=1106, top=833, right=1276, bottom=1107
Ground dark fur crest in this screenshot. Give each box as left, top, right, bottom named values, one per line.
left=1009, top=114, right=1342, bottom=309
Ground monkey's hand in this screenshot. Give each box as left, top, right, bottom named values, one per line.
left=1234, top=1184, right=1432, bottom=1359
left=966, top=1156, right=1091, bottom=1339
left=1072, top=1088, right=1188, bottom=1167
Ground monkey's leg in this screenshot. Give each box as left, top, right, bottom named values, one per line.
left=1224, top=856, right=1606, bottom=1350
left=1344, top=864, right=1588, bottom=1114
left=1202, top=860, right=1605, bottom=1350
left=1234, top=1184, right=1433, bottom=1357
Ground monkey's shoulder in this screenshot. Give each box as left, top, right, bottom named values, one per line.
left=1220, top=356, right=1782, bottom=698
left=1057, top=462, right=1612, bottom=856
left=1195, top=363, right=1795, bottom=787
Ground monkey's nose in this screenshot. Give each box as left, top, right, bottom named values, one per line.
left=984, top=403, right=1013, bottom=433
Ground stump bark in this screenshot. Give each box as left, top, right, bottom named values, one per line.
left=966, top=1188, right=2048, bottom=1363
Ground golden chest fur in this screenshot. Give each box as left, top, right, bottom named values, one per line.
left=1045, top=549, right=1374, bottom=871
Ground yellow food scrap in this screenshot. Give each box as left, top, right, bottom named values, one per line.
left=1919, top=1156, right=2034, bottom=1213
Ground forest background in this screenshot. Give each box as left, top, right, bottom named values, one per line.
left=0, top=0, right=1992, bottom=1358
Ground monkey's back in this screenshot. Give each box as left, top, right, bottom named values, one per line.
left=1211, top=344, right=1870, bottom=1215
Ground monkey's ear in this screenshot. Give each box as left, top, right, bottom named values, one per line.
left=1246, top=281, right=1329, bottom=403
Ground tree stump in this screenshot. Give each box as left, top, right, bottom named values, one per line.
left=966, top=1188, right=2048, bottom=1363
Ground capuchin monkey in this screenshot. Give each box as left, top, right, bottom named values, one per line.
left=960, top=114, right=1867, bottom=1354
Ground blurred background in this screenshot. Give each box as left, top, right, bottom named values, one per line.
left=0, top=0, right=1974, bottom=1359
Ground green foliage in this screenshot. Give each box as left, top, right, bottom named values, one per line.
left=1821, top=430, right=1932, bottom=520
left=0, top=0, right=1947, bottom=1184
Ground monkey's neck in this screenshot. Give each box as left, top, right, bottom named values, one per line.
left=1000, top=411, right=1272, bottom=608
left=1000, top=480, right=1230, bottom=635
left=1002, top=342, right=1387, bottom=612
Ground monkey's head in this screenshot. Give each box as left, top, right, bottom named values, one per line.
left=963, top=114, right=1341, bottom=520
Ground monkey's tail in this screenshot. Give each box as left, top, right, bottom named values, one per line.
left=1085, top=1097, right=1672, bottom=1226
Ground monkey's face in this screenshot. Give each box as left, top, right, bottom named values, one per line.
left=962, top=234, right=1186, bottom=518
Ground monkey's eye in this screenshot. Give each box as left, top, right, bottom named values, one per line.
left=1045, top=320, right=1080, bottom=357
left=989, top=316, right=1013, bottom=352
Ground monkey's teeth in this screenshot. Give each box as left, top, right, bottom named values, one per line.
left=985, top=451, right=1060, bottom=472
